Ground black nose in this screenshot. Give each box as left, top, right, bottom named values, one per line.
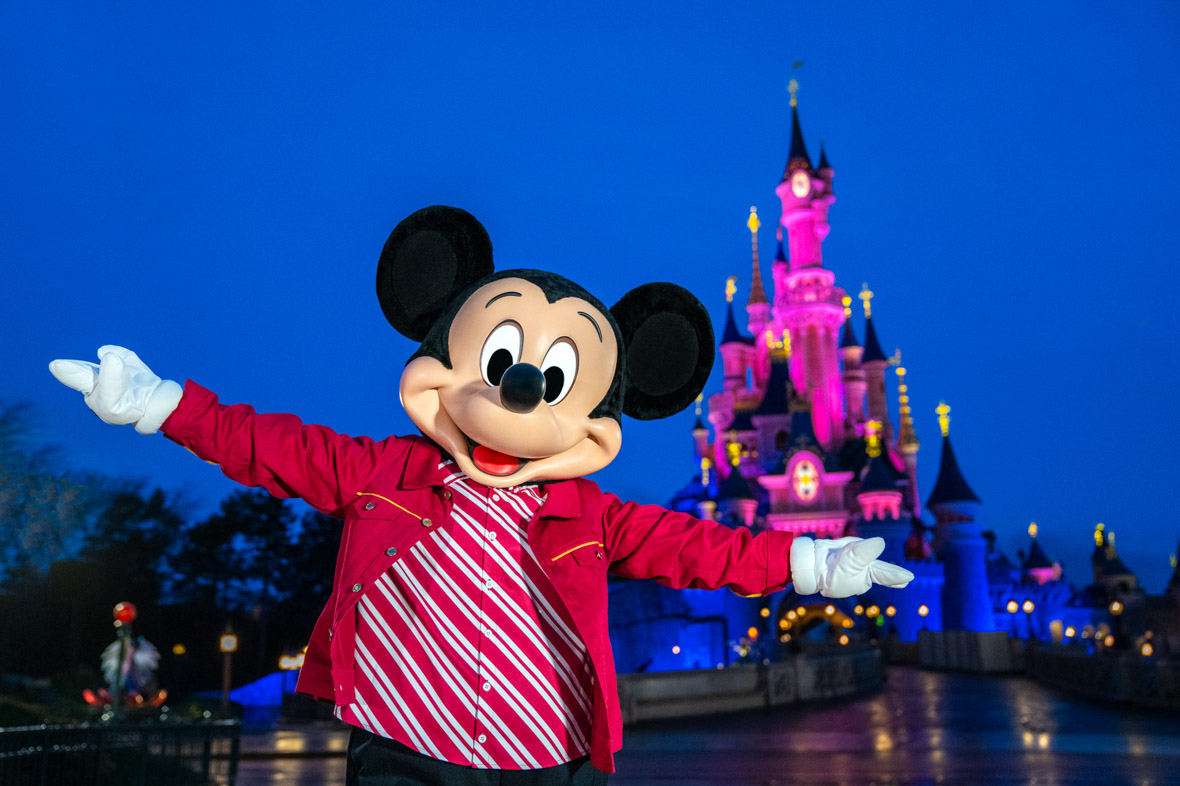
left=499, top=363, right=546, bottom=413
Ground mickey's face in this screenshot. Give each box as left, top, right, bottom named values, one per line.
left=400, top=277, right=623, bottom=487
left=377, top=205, right=715, bottom=489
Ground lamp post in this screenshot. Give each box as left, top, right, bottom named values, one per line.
left=1109, top=600, right=1124, bottom=649
left=219, top=625, right=238, bottom=715
left=111, top=602, right=137, bottom=719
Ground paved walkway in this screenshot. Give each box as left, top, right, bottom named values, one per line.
left=236, top=667, right=1180, bottom=785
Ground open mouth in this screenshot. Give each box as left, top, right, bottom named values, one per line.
left=463, top=434, right=530, bottom=477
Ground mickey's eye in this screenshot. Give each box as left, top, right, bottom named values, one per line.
left=540, top=339, right=578, bottom=405
left=480, top=322, right=522, bottom=386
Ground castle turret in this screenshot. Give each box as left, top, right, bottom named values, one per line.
left=839, top=294, right=867, bottom=429
left=857, top=420, right=902, bottom=521
left=746, top=207, right=770, bottom=348
left=1022, top=523, right=1059, bottom=585
left=772, top=82, right=846, bottom=451
left=719, top=277, right=754, bottom=394
left=717, top=439, right=758, bottom=527
left=858, top=284, right=894, bottom=444
left=926, top=403, right=993, bottom=632
left=894, top=360, right=921, bottom=517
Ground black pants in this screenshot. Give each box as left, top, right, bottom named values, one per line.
left=345, top=727, right=609, bottom=786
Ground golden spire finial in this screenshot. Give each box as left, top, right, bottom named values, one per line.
left=896, top=361, right=919, bottom=453
left=842, top=295, right=852, bottom=319
left=889, top=348, right=901, bottom=367
left=701, top=456, right=711, bottom=486
left=1094, top=522, right=1105, bottom=547
left=782, top=329, right=791, bottom=358
left=725, top=275, right=737, bottom=303
left=1029, top=522, right=1038, bottom=539
left=747, top=206, right=761, bottom=234
left=866, top=419, right=882, bottom=458
left=788, top=78, right=799, bottom=108
left=936, top=401, right=950, bottom=437
left=694, top=394, right=703, bottom=417
left=859, top=283, right=873, bottom=318
left=1171, top=552, right=1177, bottom=569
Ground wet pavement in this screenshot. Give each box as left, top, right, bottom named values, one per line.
left=236, top=667, right=1180, bottom=785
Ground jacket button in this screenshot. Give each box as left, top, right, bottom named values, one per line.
left=596, top=550, right=603, bottom=560
left=441, top=489, right=452, bottom=500
left=328, top=630, right=333, bottom=640
left=364, top=501, right=375, bottom=511
left=351, top=583, right=363, bottom=592
left=422, top=518, right=433, bottom=527
left=386, top=547, right=398, bottom=557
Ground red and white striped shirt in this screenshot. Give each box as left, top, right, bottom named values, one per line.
left=337, top=458, right=594, bottom=769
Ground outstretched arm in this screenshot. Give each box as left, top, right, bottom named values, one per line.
left=602, top=495, right=913, bottom=599
left=50, top=345, right=388, bottom=517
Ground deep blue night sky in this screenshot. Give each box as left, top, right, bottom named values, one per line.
left=4, top=3, right=1178, bottom=591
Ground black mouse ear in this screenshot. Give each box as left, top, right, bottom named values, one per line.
left=377, top=206, right=494, bottom=341
left=610, top=283, right=715, bottom=421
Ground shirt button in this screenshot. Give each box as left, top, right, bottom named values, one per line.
left=482, top=682, right=491, bottom=692
left=422, top=518, right=433, bottom=527
left=477, top=734, right=487, bottom=744
left=351, top=583, right=362, bottom=592
left=364, top=501, right=375, bottom=510
left=484, top=579, right=493, bottom=589
left=385, top=547, right=398, bottom=557
left=328, top=630, right=334, bottom=640
left=441, top=489, right=452, bottom=500
left=488, top=532, right=497, bottom=541
left=596, top=550, right=603, bottom=560
left=491, top=494, right=500, bottom=501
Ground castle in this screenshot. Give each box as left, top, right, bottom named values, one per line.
left=606, top=86, right=1169, bottom=672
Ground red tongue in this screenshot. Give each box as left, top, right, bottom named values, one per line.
left=471, top=445, right=521, bottom=476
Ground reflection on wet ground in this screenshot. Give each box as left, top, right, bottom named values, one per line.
left=237, top=667, right=1180, bottom=785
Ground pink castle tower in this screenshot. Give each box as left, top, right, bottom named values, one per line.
left=771, top=81, right=848, bottom=451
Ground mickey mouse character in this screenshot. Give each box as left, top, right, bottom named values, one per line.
left=51, top=206, right=913, bottom=785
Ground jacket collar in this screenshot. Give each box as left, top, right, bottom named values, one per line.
left=401, top=435, right=582, bottom=520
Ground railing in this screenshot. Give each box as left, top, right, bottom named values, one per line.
left=618, top=647, right=883, bottom=723
left=1027, top=645, right=1180, bottom=710
left=0, top=719, right=241, bottom=786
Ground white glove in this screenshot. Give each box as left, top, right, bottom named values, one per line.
left=790, top=536, right=914, bottom=598
left=49, top=345, right=183, bottom=435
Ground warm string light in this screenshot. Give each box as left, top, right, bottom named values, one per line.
left=1094, top=523, right=1105, bottom=547
left=842, top=295, right=852, bottom=319
left=726, top=433, right=741, bottom=467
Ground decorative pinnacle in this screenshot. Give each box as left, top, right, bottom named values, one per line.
left=701, top=456, right=711, bottom=486
left=726, top=275, right=737, bottom=304
left=1029, top=522, right=1038, bottom=539
left=788, top=78, right=799, bottom=108
left=936, top=401, right=951, bottom=437
left=896, top=361, right=919, bottom=453
left=842, top=295, right=852, bottom=319
left=866, top=419, right=882, bottom=458
left=694, top=394, right=703, bottom=418
left=747, top=208, right=767, bottom=305
left=859, top=283, right=873, bottom=318
left=889, top=348, right=901, bottom=367
left=1171, top=553, right=1177, bottom=569
left=1094, top=522, right=1105, bottom=547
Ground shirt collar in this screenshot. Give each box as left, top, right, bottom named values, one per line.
left=401, top=436, right=583, bottom=519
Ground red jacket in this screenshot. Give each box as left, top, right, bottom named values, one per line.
left=161, top=381, right=796, bottom=773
